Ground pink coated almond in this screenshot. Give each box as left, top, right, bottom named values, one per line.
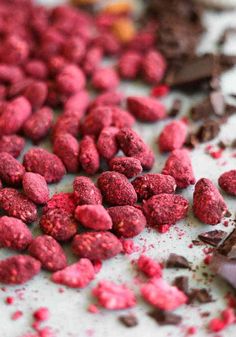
left=0, top=135, right=25, bottom=158
left=22, top=172, right=49, bottom=205
left=218, top=170, right=236, bottom=196
left=0, top=152, right=25, bottom=186
left=158, top=120, right=187, bottom=153
left=127, top=96, right=166, bottom=122
left=79, top=136, right=100, bottom=175
left=92, top=67, right=120, bottom=91
left=97, top=127, right=119, bottom=160
left=56, top=64, right=85, bottom=96
left=80, top=106, right=112, bottom=137
left=75, top=205, right=112, bottom=230
left=53, top=133, right=79, bottom=173
left=109, top=157, right=142, bottom=178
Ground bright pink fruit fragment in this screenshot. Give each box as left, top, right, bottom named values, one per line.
left=137, top=255, right=162, bottom=278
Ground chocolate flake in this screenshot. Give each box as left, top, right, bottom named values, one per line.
left=192, top=239, right=205, bottom=246
left=173, top=276, right=189, bottom=294
left=217, top=228, right=236, bottom=259
left=196, top=120, right=220, bottom=143
left=119, top=314, right=138, bottom=328
left=169, top=98, right=182, bottom=117
left=148, top=309, right=182, bottom=326
left=198, top=230, right=227, bottom=247
left=184, top=133, right=198, bottom=149
left=166, top=253, right=191, bottom=269
left=189, top=288, right=213, bottom=304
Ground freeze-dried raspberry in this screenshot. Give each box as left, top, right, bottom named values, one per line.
left=23, top=148, right=66, bottom=183
left=158, top=120, right=187, bottom=153
left=24, top=60, right=48, bottom=80
left=111, top=107, right=135, bottom=129
left=127, top=96, right=166, bottom=122
left=137, top=255, right=162, bottom=278
left=108, top=205, right=146, bottom=238
left=24, top=81, right=48, bottom=110
left=218, top=170, right=236, bottom=196
left=92, top=67, right=120, bottom=91
left=43, top=192, right=76, bottom=214
left=52, top=114, right=79, bottom=139
left=62, top=36, right=86, bottom=63
left=92, top=280, right=136, bottom=310
left=23, top=107, right=53, bottom=143
left=53, top=133, right=79, bottom=173
left=79, top=136, right=100, bottom=175
left=80, top=106, right=112, bottom=137
left=72, top=231, right=122, bottom=260
left=151, top=84, right=169, bottom=98
left=0, top=152, right=25, bottom=186
left=90, top=91, right=124, bottom=110
left=73, top=176, right=102, bottom=205
left=116, top=128, right=154, bottom=170
left=143, top=194, right=189, bottom=230
left=142, top=50, right=166, bottom=84
left=132, top=174, right=176, bottom=200
left=162, top=149, right=195, bottom=189
left=193, top=178, right=227, bottom=225
left=75, top=205, right=112, bottom=230
left=0, top=188, right=37, bottom=223
left=141, top=278, right=187, bottom=310
left=0, top=65, right=24, bottom=84
left=118, top=51, right=142, bottom=79
left=82, top=46, right=103, bottom=75
left=97, top=171, right=137, bottom=206
left=22, top=172, right=49, bottom=205
left=52, top=258, right=95, bottom=288
left=64, top=90, right=89, bottom=119
left=109, top=157, right=142, bottom=178
left=0, top=216, right=32, bottom=250
left=97, top=127, right=119, bottom=160
left=40, top=208, right=77, bottom=242
left=0, top=96, right=31, bottom=135
left=56, top=64, right=85, bottom=96
left=28, top=235, right=67, bottom=271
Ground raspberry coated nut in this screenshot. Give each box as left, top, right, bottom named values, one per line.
left=193, top=178, right=227, bottom=225
left=24, top=60, right=48, bottom=80
left=52, top=114, right=80, bottom=139
left=97, top=127, right=119, bottom=160
left=64, top=90, right=89, bottom=119
left=28, top=235, right=67, bottom=271
left=91, top=67, right=120, bottom=91
left=109, top=157, right=142, bottom=178
left=108, top=205, right=146, bottom=238
left=0, top=152, right=25, bottom=186
left=90, top=91, right=124, bottom=110
left=23, top=148, right=66, bottom=183
left=162, top=149, right=195, bottom=189
left=158, top=120, right=187, bottom=152
left=142, top=50, right=166, bottom=84
left=141, top=278, right=187, bottom=310
left=97, top=171, right=137, bottom=206
left=0, top=135, right=25, bottom=158
left=24, top=80, right=48, bottom=109
left=132, top=174, right=176, bottom=200
left=0, top=188, right=37, bottom=223
left=218, top=170, right=236, bottom=196
left=22, top=172, right=49, bottom=205
left=111, top=107, right=135, bottom=129
left=82, top=46, right=103, bottom=75
left=73, top=176, right=102, bottom=205
left=0, top=216, right=32, bottom=250
left=80, top=106, right=112, bottom=137
left=72, top=231, right=122, bottom=260
left=143, top=194, right=189, bottom=230
left=79, top=136, right=100, bottom=175
left=56, top=64, right=85, bottom=96
left=75, top=205, right=112, bottom=230
left=53, top=133, right=79, bottom=173
left=92, top=280, right=136, bottom=310
left=62, top=36, right=86, bottom=63
left=51, top=258, right=95, bottom=288
left=137, top=255, right=162, bottom=278
left=0, top=255, right=41, bottom=285
left=118, top=51, right=142, bottom=79
left=127, top=96, right=166, bottom=122
left=43, top=192, right=76, bottom=214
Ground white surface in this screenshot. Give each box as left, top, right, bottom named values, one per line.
left=1, top=2, right=236, bottom=337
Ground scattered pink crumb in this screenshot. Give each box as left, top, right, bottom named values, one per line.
left=121, top=238, right=140, bottom=254
left=137, top=255, right=162, bottom=278
left=186, top=326, right=197, bottom=335
left=209, top=308, right=235, bottom=332
left=88, top=304, right=100, bottom=314
left=204, top=255, right=212, bottom=265
left=92, top=260, right=102, bottom=274
left=33, top=307, right=50, bottom=322
left=5, top=296, right=14, bottom=304
left=12, top=310, right=23, bottom=320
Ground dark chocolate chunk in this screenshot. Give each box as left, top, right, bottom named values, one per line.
left=217, top=28, right=236, bottom=47
left=231, top=139, right=236, bottom=148
left=119, top=314, right=138, bottom=328
left=148, top=309, right=182, bottom=326
left=169, top=98, right=182, bottom=117
left=196, top=120, right=220, bottom=143
left=220, top=54, right=236, bottom=70
left=192, top=239, right=205, bottom=246
left=189, top=288, right=213, bottom=304
left=198, top=230, right=227, bottom=247
left=184, top=133, right=198, bottom=149
left=210, top=253, right=236, bottom=288
left=173, top=276, right=189, bottom=294
left=166, top=253, right=191, bottom=269
left=225, top=103, right=236, bottom=116
left=217, top=228, right=236, bottom=259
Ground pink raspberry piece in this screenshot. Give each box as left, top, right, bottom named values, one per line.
left=23, top=172, right=49, bottom=205
left=97, top=127, right=119, bottom=160
left=127, top=96, right=166, bottom=122
left=53, top=133, right=79, bottom=173
left=43, top=192, right=76, bottom=214
left=33, top=307, right=50, bottom=322
left=73, top=176, right=102, bottom=205
left=79, top=136, right=100, bottom=175
left=137, top=255, right=162, bottom=278
left=0, top=135, right=25, bottom=158
left=92, top=67, right=120, bottom=91
left=75, top=205, right=112, bottom=230
left=109, top=157, right=142, bottom=179
left=218, top=170, right=236, bottom=196
left=0, top=152, right=25, bottom=186
left=158, top=120, right=187, bottom=152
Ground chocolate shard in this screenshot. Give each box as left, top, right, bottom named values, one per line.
left=196, top=120, right=220, bottom=143
left=169, top=98, right=182, bottom=117
left=173, top=276, right=189, bottom=294
left=198, top=230, right=227, bottom=247
left=148, top=309, right=182, bottom=326
left=219, top=54, right=236, bottom=70
left=192, top=240, right=205, bottom=246
left=166, top=253, right=191, bottom=269
left=217, top=228, right=236, bottom=259
left=119, top=314, right=138, bottom=328
left=189, top=288, right=213, bottom=304
left=210, top=253, right=236, bottom=288
left=184, top=133, right=198, bottom=149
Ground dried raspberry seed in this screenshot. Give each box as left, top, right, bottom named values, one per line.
left=53, top=133, right=79, bottom=173
left=127, top=96, right=166, bottom=122
left=0, top=152, right=25, bottom=186
left=75, top=205, right=112, bottom=231
left=137, top=255, right=162, bottom=278
left=92, top=67, right=120, bottom=91
left=118, top=51, right=142, bottom=79
left=218, top=170, right=236, bottom=196
left=23, top=172, right=49, bottom=205
left=109, top=157, right=142, bottom=178
left=73, top=176, right=102, bottom=205
left=79, top=136, right=100, bottom=175
left=142, top=50, right=166, bottom=84
left=97, top=127, right=119, bottom=160
left=0, top=135, right=25, bottom=158
left=158, top=120, right=187, bottom=152
left=43, top=192, right=76, bottom=214
left=80, top=106, right=112, bottom=137
left=72, top=231, right=122, bottom=260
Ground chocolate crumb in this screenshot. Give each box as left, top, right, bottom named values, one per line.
left=166, top=253, right=191, bottom=269
left=119, top=314, right=138, bottom=327
left=224, top=210, right=232, bottom=218
left=198, top=230, right=227, bottom=247
left=169, top=98, right=182, bottom=117
left=148, top=309, right=182, bottom=326
left=192, top=240, right=205, bottom=246
left=189, top=288, right=213, bottom=304
left=201, top=311, right=210, bottom=318
left=173, top=276, right=189, bottom=295
left=184, top=133, right=198, bottom=149
left=196, top=120, right=220, bottom=143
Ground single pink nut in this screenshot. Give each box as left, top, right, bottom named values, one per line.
left=109, top=157, right=142, bottom=178
left=0, top=255, right=41, bottom=285
left=97, top=171, right=137, bottom=206
left=53, top=133, right=79, bottom=173
left=43, top=192, right=76, bottom=215
left=8, top=78, right=33, bottom=98
left=141, top=278, right=187, bottom=310
left=92, top=67, right=120, bottom=91
left=218, top=170, right=236, bottom=196
left=94, top=32, right=121, bottom=55
left=127, top=96, right=166, bottom=122
left=142, top=50, right=166, bottom=84
left=62, top=36, right=86, bottom=63
left=23, top=107, right=53, bottom=143
left=64, top=90, right=89, bottom=119
left=0, top=152, right=25, bottom=186
left=0, top=135, right=25, bottom=158
left=158, top=120, right=187, bottom=152
left=92, top=280, right=136, bottom=310
left=1, top=35, right=29, bottom=65
left=79, top=136, right=100, bottom=175
left=116, top=128, right=155, bottom=170
left=90, top=91, right=124, bottom=110
left=51, top=259, right=95, bottom=288
left=52, top=114, right=79, bottom=139
left=118, top=50, right=142, bottom=79
left=0, top=216, right=32, bottom=250
left=23, top=148, right=66, bottom=183
left=97, top=127, right=119, bottom=160
left=82, top=46, right=103, bottom=75
left=162, top=149, right=195, bottom=189
left=193, top=178, right=227, bottom=225
left=143, top=194, right=189, bottom=230
left=56, top=64, right=85, bottom=96
left=28, top=235, right=67, bottom=271
left=75, top=205, right=112, bottom=230
left=108, top=205, right=146, bottom=238
left=24, top=81, right=48, bottom=109
left=72, top=231, right=122, bottom=260
left=73, top=176, right=102, bottom=205
left=137, top=255, right=162, bottom=278
left=132, top=174, right=176, bottom=200
left=0, top=65, right=24, bottom=84
left=24, top=60, right=48, bottom=80
left=111, top=107, right=135, bottom=129
left=80, top=106, right=112, bottom=137
left=0, top=188, right=37, bottom=223
left=22, top=172, right=49, bottom=205
left=0, top=96, right=32, bottom=135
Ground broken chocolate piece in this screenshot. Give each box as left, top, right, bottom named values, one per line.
left=119, top=314, right=138, bottom=327
left=217, top=228, right=236, bottom=259
left=189, top=288, right=213, bottom=304
left=198, top=230, right=227, bottom=247
left=184, top=133, right=198, bottom=149
left=192, top=240, right=205, bottom=246
left=196, top=120, right=220, bottom=143
left=148, top=309, right=182, bottom=326
left=169, top=98, right=182, bottom=117
left=173, top=276, right=189, bottom=294
left=166, top=253, right=191, bottom=269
